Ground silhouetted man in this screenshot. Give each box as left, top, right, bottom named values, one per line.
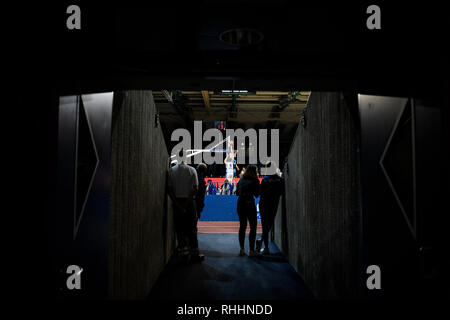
left=167, top=154, right=204, bottom=262
left=196, top=163, right=208, bottom=219
left=256, top=162, right=285, bottom=255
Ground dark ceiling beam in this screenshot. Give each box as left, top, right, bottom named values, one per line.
left=201, top=90, right=211, bottom=114
left=278, top=91, right=302, bottom=111
left=263, top=91, right=303, bottom=129
left=155, top=98, right=307, bottom=104
left=161, top=109, right=303, bottom=115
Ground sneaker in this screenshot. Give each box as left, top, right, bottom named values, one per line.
left=239, top=248, right=246, bottom=256
left=190, top=248, right=200, bottom=256
left=191, top=254, right=205, bottom=262
left=180, top=246, right=190, bottom=256
left=248, top=250, right=258, bottom=257
left=255, top=239, right=262, bottom=252
left=260, top=247, right=270, bottom=255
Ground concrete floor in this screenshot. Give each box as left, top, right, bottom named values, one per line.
left=148, top=233, right=314, bottom=300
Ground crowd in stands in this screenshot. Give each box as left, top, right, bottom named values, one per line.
left=205, top=179, right=236, bottom=195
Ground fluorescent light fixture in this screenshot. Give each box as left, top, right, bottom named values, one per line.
left=161, top=90, right=173, bottom=103
left=221, top=90, right=248, bottom=94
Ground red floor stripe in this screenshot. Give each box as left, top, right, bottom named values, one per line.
left=198, top=221, right=262, bottom=234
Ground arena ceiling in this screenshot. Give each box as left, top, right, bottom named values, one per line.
left=154, top=90, right=311, bottom=163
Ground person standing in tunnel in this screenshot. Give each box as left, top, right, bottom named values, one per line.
left=167, top=154, right=204, bottom=263
left=256, top=161, right=285, bottom=255
left=236, top=165, right=260, bottom=257
left=195, top=163, right=207, bottom=219
left=193, top=163, right=207, bottom=262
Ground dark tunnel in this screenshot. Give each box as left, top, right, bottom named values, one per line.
left=45, top=2, right=450, bottom=304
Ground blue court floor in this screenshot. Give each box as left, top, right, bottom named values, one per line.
left=200, top=195, right=261, bottom=222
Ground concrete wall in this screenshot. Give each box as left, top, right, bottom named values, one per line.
left=108, top=91, right=175, bottom=299
left=274, top=92, right=361, bottom=299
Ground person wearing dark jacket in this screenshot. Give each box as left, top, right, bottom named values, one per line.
left=196, top=163, right=207, bottom=219
left=236, top=165, right=260, bottom=257
left=167, top=155, right=202, bottom=263
left=256, top=163, right=284, bottom=255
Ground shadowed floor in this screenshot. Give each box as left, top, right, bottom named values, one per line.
left=148, top=233, right=314, bottom=300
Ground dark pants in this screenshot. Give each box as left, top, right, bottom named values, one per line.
left=173, top=198, right=199, bottom=253
left=260, top=202, right=278, bottom=249
left=237, top=197, right=257, bottom=251
left=195, top=197, right=205, bottom=219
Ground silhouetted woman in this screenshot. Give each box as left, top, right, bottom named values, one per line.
left=236, top=165, right=260, bottom=256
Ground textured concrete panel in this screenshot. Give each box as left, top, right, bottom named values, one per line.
left=274, top=92, right=361, bottom=299
left=109, top=91, right=175, bottom=299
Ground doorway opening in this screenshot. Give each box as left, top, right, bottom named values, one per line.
left=154, top=90, right=310, bottom=234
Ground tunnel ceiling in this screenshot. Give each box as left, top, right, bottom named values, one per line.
left=154, top=90, right=310, bottom=124
left=154, top=90, right=310, bottom=162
